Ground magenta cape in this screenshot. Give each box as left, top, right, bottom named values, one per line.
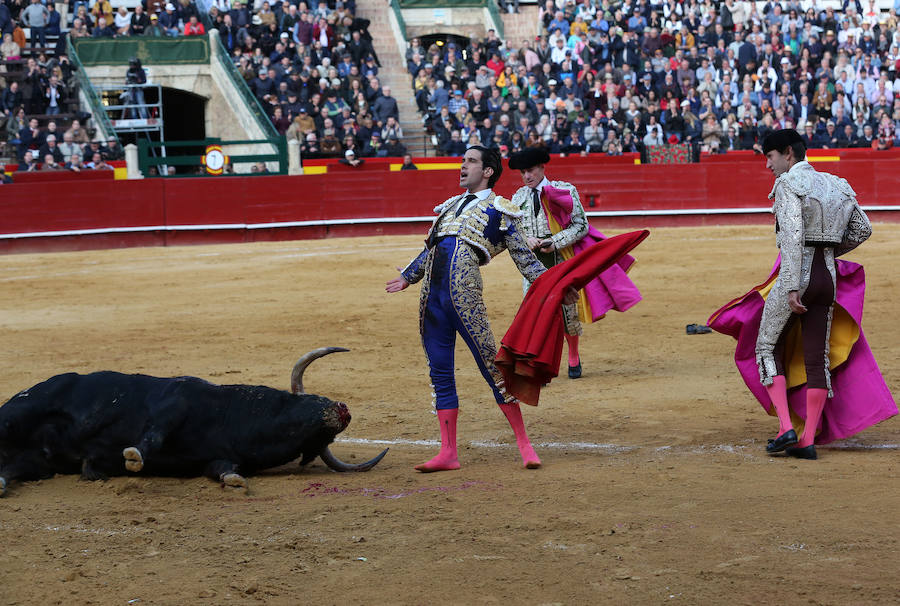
left=543, top=184, right=642, bottom=320
left=497, top=230, right=650, bottom=406
left=707, top=258, right=897, bottom=444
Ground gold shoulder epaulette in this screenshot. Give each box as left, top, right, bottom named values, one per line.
left=434, top=195, right=461, bottom=214
left=492, top=195, right=524, bottom=218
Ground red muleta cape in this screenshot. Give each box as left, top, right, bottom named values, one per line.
left=496, top=230, right=650, bottom=405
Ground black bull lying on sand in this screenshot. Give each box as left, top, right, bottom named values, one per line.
left=0, top=348, right=387, bottom=496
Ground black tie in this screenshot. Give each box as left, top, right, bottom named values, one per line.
left=532, top=188, right=541, bottom=217
left=455, top=194, right=477, bottom=217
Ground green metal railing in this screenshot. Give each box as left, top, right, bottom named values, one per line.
left=389, top=0, right=408, bottom=38
left=199, top=16, right=278, bottom=140
left=212, top=36, right=278, bottom=139
left=138, top=137, right=288, bottom=176
left=66, top=36, right=120, bottom=144
left=484, top=0, right=506, bottom=41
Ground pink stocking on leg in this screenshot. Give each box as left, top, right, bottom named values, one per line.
left=415, top=408, right=460, bottom=472
left=564, top=334, right=580, bottom=367
left=798, top=388, right=827, bottom=448
left=766, top=375, right=793, bottom=437
left=499, top=403, right=541, bottom=469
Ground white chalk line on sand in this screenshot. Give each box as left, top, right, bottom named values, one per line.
left=337, top=437, right=632, bottom=453
left=336, top=436, right=900, bottom=454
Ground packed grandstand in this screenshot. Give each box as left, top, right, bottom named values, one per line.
left=1, top=0, right=900, bottom=174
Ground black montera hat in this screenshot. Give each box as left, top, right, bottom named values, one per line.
left=508, top=148, right=551, bottom=170
left=762, top=128, right=805, bottom=154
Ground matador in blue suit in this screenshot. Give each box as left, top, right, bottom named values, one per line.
left=387, top=146, right=563, bottom=473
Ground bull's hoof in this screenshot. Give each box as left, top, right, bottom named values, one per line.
left=220, top=473, right=248, bottom=491
left=0, top=477, right=6, bottom=497
left=123, top=447, right=144, bottom=472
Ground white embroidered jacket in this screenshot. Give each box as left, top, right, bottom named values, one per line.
left=769, top=160, right=872, bottom=291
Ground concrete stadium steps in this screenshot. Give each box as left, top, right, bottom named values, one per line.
left=351, top=2, right=542, bottom=156
left=355, top=0, right=434, bottom=156
left=500, top=6, right=541, bottom=43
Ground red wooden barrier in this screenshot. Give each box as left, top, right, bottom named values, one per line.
left=1, top=151, right=898, bottom=254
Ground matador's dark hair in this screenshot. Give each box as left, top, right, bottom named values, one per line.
left=469, top=145, right=502, bottom=188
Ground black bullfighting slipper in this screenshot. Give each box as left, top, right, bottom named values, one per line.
left=765, top=429, right=798, bottom=453
left=686, top=323, right=713, bottom=334
left=568, top=362, right=582, bottom=379
left=785, top=444, right=818, bottom=460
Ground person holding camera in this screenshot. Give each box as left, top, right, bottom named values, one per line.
left=125, top=57, right=148, bottom=119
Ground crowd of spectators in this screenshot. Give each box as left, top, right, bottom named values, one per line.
left=11, top=116, right=123, bottom=170
left=2, top=0, right=409, bottom=168
left=410, top=0, right=900, bottom=158
left=1, top=0, right=91, bottom=168
left=1, top=0, right=78, bottom=136
left=7, top=0, right=900, bottom=169
left=215, top=0, right=409, bottom=158
left=1, top=52, right=74, bottom=116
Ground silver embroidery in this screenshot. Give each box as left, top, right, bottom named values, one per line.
left=755, top=161, right=868, bottom=398
left=512, top=180, right=588, bottom=336
left=771, top=161, right=871, bottom=248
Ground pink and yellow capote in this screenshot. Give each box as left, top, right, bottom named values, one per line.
left=541, top=184, right=642, bottom=321
left=708, top=257, right=897, bottom=444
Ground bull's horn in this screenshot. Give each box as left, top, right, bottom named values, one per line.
left=290, top=347, right=349, bottom=394
left=319, top=446, right=388, bottom=472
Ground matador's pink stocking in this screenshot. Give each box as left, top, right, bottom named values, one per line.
left=766, top=375, right=793, bottom=436
left=499, top=403, right=541, bottom=469
left=564, top=334, right=580, bottom=367
left=415, top=408, right=460, bottom=472
left=798, top=388, right=828, bottom=447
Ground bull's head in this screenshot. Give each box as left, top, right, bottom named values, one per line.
left=290, top=347, right=387, bottom=472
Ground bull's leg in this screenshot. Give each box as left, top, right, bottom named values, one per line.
left=80, top=458, right=108, bottom=481
left=205, top=460, right=248, bottom=492
left=124, top=397, right=189, bottom=472
left=0, top=451, right=57, bottom=497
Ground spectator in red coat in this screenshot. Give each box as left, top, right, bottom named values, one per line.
left=312, top=17, right=333, bottom=48
left=486, top=51, right=505, bottom=78
left=184, top=15, right=205, bottom=36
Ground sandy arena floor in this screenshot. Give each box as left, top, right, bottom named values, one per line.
left=0, top=224, right=898, bottom=605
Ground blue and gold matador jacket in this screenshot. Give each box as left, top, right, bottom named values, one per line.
left=401, top=191, right=546, bottom=288
left=400, top=192, right=547, bottom=406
